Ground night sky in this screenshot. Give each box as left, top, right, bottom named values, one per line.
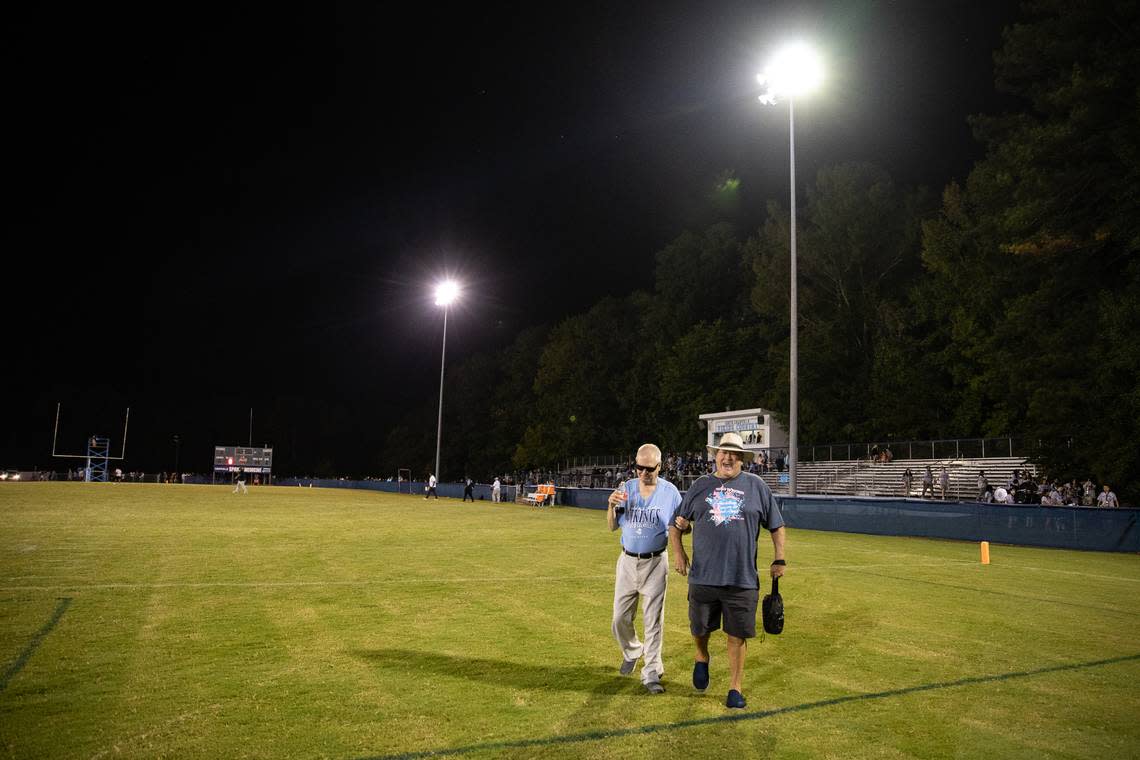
left=5, top=1, right=1023, bottom=474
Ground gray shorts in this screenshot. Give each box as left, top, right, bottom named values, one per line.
left=688, top=583, right=759, bottom=639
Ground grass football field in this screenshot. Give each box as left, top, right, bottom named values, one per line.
left=1, top=482, right=1137, bottom=759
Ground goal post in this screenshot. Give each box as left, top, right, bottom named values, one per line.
left=51, top=403, right=130, bottom=481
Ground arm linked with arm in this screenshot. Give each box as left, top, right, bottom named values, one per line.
left=668, top=525, right=689, bottom=575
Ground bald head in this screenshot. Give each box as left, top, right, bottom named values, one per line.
left=636, top=443, right=661, bottom=467
left=634, top=443, right=662, bottom=485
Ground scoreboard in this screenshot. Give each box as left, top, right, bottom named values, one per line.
left=214, top=446, right=273, bottom=474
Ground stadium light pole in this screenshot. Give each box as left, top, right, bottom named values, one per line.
left=433, top=280, right=460, bottom=483
left=758, top=41, right=824, bottom=498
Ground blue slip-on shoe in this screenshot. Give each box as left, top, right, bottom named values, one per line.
left=692, top=660, right=709, bottom=692
left=726, top=689, right=746, bottom=709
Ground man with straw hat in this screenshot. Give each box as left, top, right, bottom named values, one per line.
left=669, top=431, right=786, bottom=709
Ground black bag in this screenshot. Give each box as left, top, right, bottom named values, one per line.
left=762, top=577, right=784, bottom=635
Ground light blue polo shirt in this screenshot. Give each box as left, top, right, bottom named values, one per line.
left=618, top=478, right=682, bottom=554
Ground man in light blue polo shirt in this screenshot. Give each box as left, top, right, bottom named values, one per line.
left=607, top=443, right=682, bottom=694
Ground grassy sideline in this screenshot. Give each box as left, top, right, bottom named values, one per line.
left=0, top=482, right=1137, bottom=759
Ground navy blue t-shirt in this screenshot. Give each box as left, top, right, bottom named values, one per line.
left=676, top=471, right=784, bottom=589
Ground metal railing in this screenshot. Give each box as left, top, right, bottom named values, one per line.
left=557, top=437, right=1051, bottom=473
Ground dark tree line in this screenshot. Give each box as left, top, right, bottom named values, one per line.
left=380, top=0, right=1140, bottom=501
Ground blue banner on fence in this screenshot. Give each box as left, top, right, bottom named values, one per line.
left=275, top=479, right=1137, bottom=553
left=777, top=496, right=1138, bottom=552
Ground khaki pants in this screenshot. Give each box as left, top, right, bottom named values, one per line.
left=612, top=552, right=667, bottom=683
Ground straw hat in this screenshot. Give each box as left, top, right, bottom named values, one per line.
left=706, top=432, right=755, bottom=462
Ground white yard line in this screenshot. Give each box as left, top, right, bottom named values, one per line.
left=797, top=560, right=974, bottom=570
left=0, top=562, right=968, bottom=591
left=975, top=564, right=1140, bottom=583
left=0, top=575, right=615, bottom=591
left=3, top=558, right=1136, bottom=592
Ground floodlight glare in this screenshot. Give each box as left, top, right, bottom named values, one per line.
left=758, top=42, right=824, bottom=104
left=434, top=280, right=460, bottom=306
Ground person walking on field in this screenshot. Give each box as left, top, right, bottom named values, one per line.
left=425, top=473, right=438, bottom=499
left=233, top=468, right=248, bottom=494
left=492, top=477, right=502, bottom=503
left=607, top=443, right=682, bottom=695
left=669, top=432, right=786, bottom=710
left=463, top=476, right=475, bottom=502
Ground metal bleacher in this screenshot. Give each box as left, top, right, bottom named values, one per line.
left=757, top=456, right=1034, bottom=499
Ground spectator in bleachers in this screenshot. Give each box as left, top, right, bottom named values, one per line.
left=939, top=466, right=950, bottom=500
left=902, top=468, right=913, bottom=496
left=921, top=465, right=934, bottom=498
left=1013, top=475, right=1038, bottom=504
left=1059, top=480, right=1075, bottom=506
left=1097, top=485, right=1120, bottom=508
left=1082, top=479, right=1096, bottom=506
left=977, top=471, right=989, bottom=502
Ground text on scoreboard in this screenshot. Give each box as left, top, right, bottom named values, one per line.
left=214, top=446, right=273, bottom=473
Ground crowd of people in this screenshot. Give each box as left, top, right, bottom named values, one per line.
left=527, top=449, right=793, bottom=491
left=974, top=469, right=1120, bottom=507
left=511, top=459, right=1125, bottom=509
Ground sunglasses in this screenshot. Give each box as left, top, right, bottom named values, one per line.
left=633, top=464, right=659, bottom=473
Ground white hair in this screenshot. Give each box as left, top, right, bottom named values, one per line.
left=636, top=443, right=662, bottom=465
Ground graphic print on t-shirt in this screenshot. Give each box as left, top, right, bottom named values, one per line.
left=705, top=486, right=745, bottom=526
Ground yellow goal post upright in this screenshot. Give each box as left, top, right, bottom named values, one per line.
left=51, top=402, right=130, bottom=482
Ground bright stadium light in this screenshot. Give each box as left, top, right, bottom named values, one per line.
left=757, top=41, right=824, bottom=104
left=433, top=280, right=461, bottom=482
left=434, top=280, right=460, bottom=306
left=758, top=41, right=824, bottom=499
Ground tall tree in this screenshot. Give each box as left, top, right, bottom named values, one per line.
left=650, top=223, right=753, bottom=340
left=918, top=0, right=1140, bottom=496
left=514, top=297, right=642, bottom=466
left=657, top=320, right=779, bottom=451
left=750, top=162, right=928, bottom=443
